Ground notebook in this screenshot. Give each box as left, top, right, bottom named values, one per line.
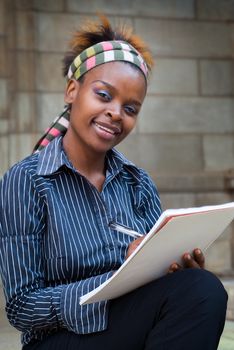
left=80, top=202, right=234, bottom=305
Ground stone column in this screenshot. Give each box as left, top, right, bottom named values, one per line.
left=0, top=0, right=10, bottom=174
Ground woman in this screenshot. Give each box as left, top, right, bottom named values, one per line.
left=0, top=16, right=227, bottom=350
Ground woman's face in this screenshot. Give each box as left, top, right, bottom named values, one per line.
left=64, top=61, right=147, bottom=156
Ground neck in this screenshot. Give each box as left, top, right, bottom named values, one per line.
left=63, top=137, right=106, bottom=173
left=62, top=133, right=107, bottom=191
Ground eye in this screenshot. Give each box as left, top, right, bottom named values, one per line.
left=124, top=105, right=137, bottom=116
left=96, top=90, right=112, bottom=102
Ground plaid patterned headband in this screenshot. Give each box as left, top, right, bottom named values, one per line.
left=33, top=40, right=148, bottom=152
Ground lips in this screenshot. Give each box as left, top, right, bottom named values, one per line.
left=94, top=121, right=121, bottom=135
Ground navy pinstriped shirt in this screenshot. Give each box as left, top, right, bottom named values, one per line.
left=0, top=136, right=161, bottom=345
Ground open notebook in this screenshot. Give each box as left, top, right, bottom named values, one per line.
left=80, top=202, right=234, bottom=305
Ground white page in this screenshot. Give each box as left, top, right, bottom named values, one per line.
left=80, top=202, right=234, bottom=305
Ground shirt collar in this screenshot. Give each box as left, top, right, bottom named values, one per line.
left=36, top=136, right=72, bottom=175
left=36, top=136, right=141, bottom=180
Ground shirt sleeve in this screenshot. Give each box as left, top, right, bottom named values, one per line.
left=0, top=165, right=112, bottom=336
left=140, top=170, right=162, bottom=232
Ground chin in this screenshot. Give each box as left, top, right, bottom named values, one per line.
left=90, top=144, right=113, bottom=155
left=93, top=140, right=120, bottom=153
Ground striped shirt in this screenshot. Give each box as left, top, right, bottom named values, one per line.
left=0, top=136, right=161, bottom=345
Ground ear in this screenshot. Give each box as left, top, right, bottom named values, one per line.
left=64, top=79, right=79, bottom=104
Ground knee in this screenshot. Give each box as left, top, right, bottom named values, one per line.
left=188, top=269, right=227, bottom=299
left=176, top=269, right=228, bottom=314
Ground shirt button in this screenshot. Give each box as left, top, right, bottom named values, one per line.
left=105, top=244, right=114, bottom=251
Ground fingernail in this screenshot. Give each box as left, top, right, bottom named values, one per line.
left=196, top=249, right=201, bottom=254
left=185, top=253, right=191, bottom=260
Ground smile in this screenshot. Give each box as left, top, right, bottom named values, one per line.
left=94, top=122, right=121, bottom=135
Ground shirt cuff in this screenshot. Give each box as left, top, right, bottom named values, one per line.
left=60, top=271, right=113, bottom=334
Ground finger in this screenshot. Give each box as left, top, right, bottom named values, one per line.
left=129, top=237, right=144, bottom=250
left=168, top=263, right=182, bottom=274
left=193, top=248, right=205, bottom=269
left=125, top=237, right=145, bottom=259
left=182, top=253, right=200, bottom=269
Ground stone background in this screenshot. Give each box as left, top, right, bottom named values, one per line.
left=0, top=0, right=234, bottom=284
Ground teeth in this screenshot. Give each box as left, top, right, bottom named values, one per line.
left=95, top=123, right=115, bottom=134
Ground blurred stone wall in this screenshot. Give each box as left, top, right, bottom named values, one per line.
left=0, top=0, right=234, bottom=275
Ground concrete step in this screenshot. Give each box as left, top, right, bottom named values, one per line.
left=222, top=278, right=234, bottom=320
left=0, top=312, right=21, bottom=349
left=0, top=289, right=21, bottom=348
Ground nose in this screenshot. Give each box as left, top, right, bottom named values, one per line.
left=106, top=104, right=122, bottom=121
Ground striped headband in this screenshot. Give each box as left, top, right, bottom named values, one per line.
left=33, top=40, right=148, bottom=153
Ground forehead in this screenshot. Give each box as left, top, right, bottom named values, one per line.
left=82, top=61, right=147, bottom=96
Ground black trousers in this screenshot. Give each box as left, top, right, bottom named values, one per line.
left=23, top=269, right=228, bottom=350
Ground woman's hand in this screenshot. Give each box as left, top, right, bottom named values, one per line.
left=168, top=248, right=205, bottom=273
left=126, top=238, right=205, bottom=273
left=125, top=236, right=145, bottom=260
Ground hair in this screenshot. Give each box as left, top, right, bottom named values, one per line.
left=62, top=15, right=154, bottom=78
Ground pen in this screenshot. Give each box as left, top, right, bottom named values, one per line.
left=109, top=222, right=143, bottom=238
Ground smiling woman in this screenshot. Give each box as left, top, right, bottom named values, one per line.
left=62, top=61, right=146, bottom=185
left=0, top=15, right=228, bottom=350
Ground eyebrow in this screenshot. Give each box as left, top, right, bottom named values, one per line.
left=92, top=80, right=142, bottom=106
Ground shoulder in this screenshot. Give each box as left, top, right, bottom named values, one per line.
left=0, top=153, right=40, bottom=190
left=1, top=136, right=65, bottom=184
left=111, top=148, right=152, bottom=181
left=111, top=148, right=159, bottom=195
left=2, top=152, right=39, bottom=177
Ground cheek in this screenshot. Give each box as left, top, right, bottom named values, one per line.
left=124, top=117, right=137, bottom=133
left=70, top=102, right=88, bottom=124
